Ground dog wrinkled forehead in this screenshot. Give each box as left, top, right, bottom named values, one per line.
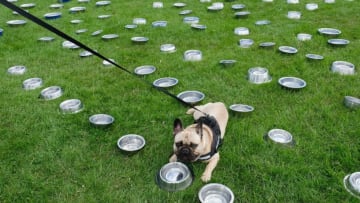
left=174, top=129, right=201, bottom=145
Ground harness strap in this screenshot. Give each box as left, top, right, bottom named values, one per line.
left=194, top=115, right=222, bottom=161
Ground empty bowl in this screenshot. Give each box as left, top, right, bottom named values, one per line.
left=267, top=129, right=294, bottom=146
left=183, top=16, right=199, bottom=24
left=328, top=39, right=350, bottom=46
left=297, top=33, right=312, bottom=41
left=238, top=39, right=254, bottom=48
left=22, top=78, right=43, bottom=90
left=259, top=42, right=276, bottom=48
left=89, top=114, right=114, bottom=127
left=102, top=34, right=119, bottom=40
left=7, top=65, right=26, bottom=75
left=331, top=61, right=355, bottom=75
left=287, top=11, right=301, bottom=19
left=287, top=0, right=299, bottom=3
left=344, top=172, right=360, bottom=198
left=117, top=134, right=146, bottom=152
left=134, top=65, right=156, bottom=75
left=231, top=4, right=245, bottom=10
left=219, top=60, right=236, bottom=67
left=91, top=30, right=103, bottom=36
left=177, top=90, right=205, bottom=104
left=69, top=6, right=86, bottom=13
left=153, top=77, right=178, bottom=88
left=96, top=0, right=111, bottom=6
left=44, top=12, right=62, bottom=20
left=153, top=2, right=163, bottom=8
left=184, top=50, right=202, bottom=61
left=59, top=99, right=83, bottom=114
left=279, top=46, right=298, bottom=54
left=160, top=44, right=176, bottom=53
left=38, top=36, right=55, bottom=42
left=234, top=27, right=249, bottom=35
left=306, top=3, right=318, bottom=11
left=152, top=21, right=167, bottom=27
left=7, top=20, right=27, bottom=27
left=198, top=183, right=234, bottom=203
left=248, top=67, right=272, bottom=84
left=306, top=54, right=324, bottom=61
left=131, top=36, right=149, bottom=44
left=344, top=96, right=360, bottom=109
left=278, top=77, right=306, bottom=89
left=191, top=24, right=207, bottom=30
left=125, top=24, right=137, bottom=29
left=229, top=104, right=254, bottom=113
left=156, top=162, right=193, bottom=192
left=40, top=86, right=63, bottom=100
left=318, top=28, right=341, bottom=36
left=133, top=18, right=147, bottom=25
left=234, top=11, right=250, bottom=18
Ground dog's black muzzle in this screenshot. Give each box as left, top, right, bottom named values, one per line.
left=177, top=146, right=197, bottom=163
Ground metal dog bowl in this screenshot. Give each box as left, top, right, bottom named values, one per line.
left=117, top=134, right=145, bottom=152
left=297, top=33, right=312, bottom=41
left=287, top=11, right=301, bottom=19
left=278, top=77, right=306, bottom=89
left=219, top=60, right=236, bottom=67
left=198, top=183, right=235, bottom=203
left=179, top=10, right=192, bottom=15
left=234, top=27, right=249, bottom=35
left=344, top=172, right=360, bottom=198
left=22, top=78, right=43, bottom=90
left=75, top=29, right=88, bottom=34
left=96, top=1, right=111, bottom=6
left=344, top=96, right=360, bottom=109
left=306, top=3, right=318, bottom=11
left=152, top=21, right=167, bottom=27
left=102, top=34, right=119, bottom=40
left=255, top=20, right=271, bottom=25
left=153, top=77, right=178, bottom=88
left=173, top=2, right=186, bottom=8
left=306, top=54, right=324, bottom=61
left=191, top=24, right=207, bottom=30
left=234, top=11, right=250, bottom=18
left=231, top=4, right=245, bottom=10
left=184, top=50, right=202, bottom=61
left=134, top=65, right=156, bottom=75
left=7, top=20, right=27, bottom=27
left=125, top=24, right=137, bottom=29
left=59, top=99, right=83, bottom=114
left=91, top=30, right=103, bottom=36
left=156, top=162, right=193, bottom=192
left=133, top=18, right=147, bottom=25
left=69, top=6, right=86, bottom=13
left=177, top=90, right=205, bottom=104
left=103, top=58, right=115, bottom=67
left=38, top=36, right=55, bottom=42
left=89, top=114, right=114, bottom=127
left=98, top=15, right=111, bottom=19
left=79, top=50, right=93, bottom=57
left=328, top=39, right=350, bottom=46
left=20, top=3, right=36, bottom=9
left=131, top=36, right=149, bottom=44
left=40, top=86, right=63, bottom=100
left=267, top=129, right=294, bottom=146
left=279, top=46, right=298, bottom=54
left=318, top=28, right=341, bottom=36
left=183, top=16, right=199, bottom=24
left=229, top=104, right=254, bottom=113
left=62, top=40, right=79, bottom=49
left=331, top=61, right=355, bottom=75
left=49, top=4, right=64, bottom=9
left=248, top=67, right=272, bottom=84
left=44, top=12, right=62, bottom=20
left=0, top=28, right=3, bottom=36
left=153, top=2, right=163, bottom=8
left=238, top=39, right=254, bottom=48
left=7, top=65, right=26, bottom=75
left=259, top=42, right=276, bottom=48
left=160, top=44, right=176, bottom=53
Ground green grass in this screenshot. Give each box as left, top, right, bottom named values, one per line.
left=0, top=0, right=360, bottom=202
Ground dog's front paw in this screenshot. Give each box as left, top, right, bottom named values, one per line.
left=201, top=172, right=212, bottom=183
left=169, top=154, right=177, bottom=162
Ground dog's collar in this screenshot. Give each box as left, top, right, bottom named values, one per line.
left=194, top=115, right=222, bottom=161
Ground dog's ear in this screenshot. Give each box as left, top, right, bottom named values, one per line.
left=173, top=118, right=183, bottom=136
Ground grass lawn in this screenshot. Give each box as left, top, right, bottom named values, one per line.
left=0, top=0, right=359, bottom=202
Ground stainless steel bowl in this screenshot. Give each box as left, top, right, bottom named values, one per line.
left=278, top=46, right=298, bottom=54
left=177, top=90, right=205, bottom=104
left=22, top=78, right=43, bottom=90
left=153, top=77, right=178, bottom=88
left=160, top=44, right=176, bottom=53
left=102, top=34, right=119, bottom=40
left=198, top=183, right=235, bottom=203
left=59, top=99, right=83, bottom=114
left=131, top=36, right=149, bottom=44
left=184, top=50, right=202, bottom=61
left=248, top=67, right=272, bottom=84
left=156, top=162, right=193, bottom=192
left=267, top=129, right=294, bottom=146
left=331, top=61, right=355, bottom=75
left=229, top=104, right=254, bottom=113
left=278, top=77, right=306, bottom=89
left=7, top=19, right=27, bottom=27
left=344, top=96, right=360, bottom=109
left=219, top=60, right=236, bottom=67
left=238, top=39, right=254, bottom=48
left=318, top=28, right=341, bottom=36
left=89, top=114, right=114, bottom=127
left=344, top=172, right=360, bottom=198
left=40, top=86, right=63, bottom=100
left=328, top=39, right=350, bottom=46
left=7, top=65, right=26, bottom=75
left=306, top=54, right=324, bottom=61
left=117, top=134, right=146, bottom=152
left=134, top=65, right=156, bottom=75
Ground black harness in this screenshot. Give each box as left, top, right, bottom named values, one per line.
left=194, top=115, right=222, bottom=161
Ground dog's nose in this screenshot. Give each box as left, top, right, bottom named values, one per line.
left=180, top=147, right=190, bottom=155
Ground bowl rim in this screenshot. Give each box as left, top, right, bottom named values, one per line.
left=134, top=65, right=156, bottom=75
left=198, top=183, right=235, bottom=203
left=177, top=90, right=205, bottom=103
left=229, top=104, right=254, bottom=113
left=117, top=134, right=146, bottom=152
left=278, top=76, right=306, bottom=89
left=89, top=113, right=114, bottom=125
left=267, top=128, right=294, bottom=144
left=153, top=77, right=179, bottom=88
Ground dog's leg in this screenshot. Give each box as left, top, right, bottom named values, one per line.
left=186, top=108, right=195, bottom=115
left=169, top=154, right=177, bottom=162
left=201, top=153, right=220, bottom=182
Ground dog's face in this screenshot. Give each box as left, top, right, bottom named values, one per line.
left=173, top=118, right=205, bottom=162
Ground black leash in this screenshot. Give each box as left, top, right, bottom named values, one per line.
left=0, top=0, right=207, bottom=114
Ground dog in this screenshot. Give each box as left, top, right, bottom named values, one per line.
left=169, top=102, right=229, bottom=182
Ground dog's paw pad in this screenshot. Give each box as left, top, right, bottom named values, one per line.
left=201, top=173, right=211, bottom=182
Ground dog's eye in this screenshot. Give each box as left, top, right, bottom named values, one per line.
left=190, top=143, right=198, bottom=148
left=176, top=142, right=183, bottom=147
